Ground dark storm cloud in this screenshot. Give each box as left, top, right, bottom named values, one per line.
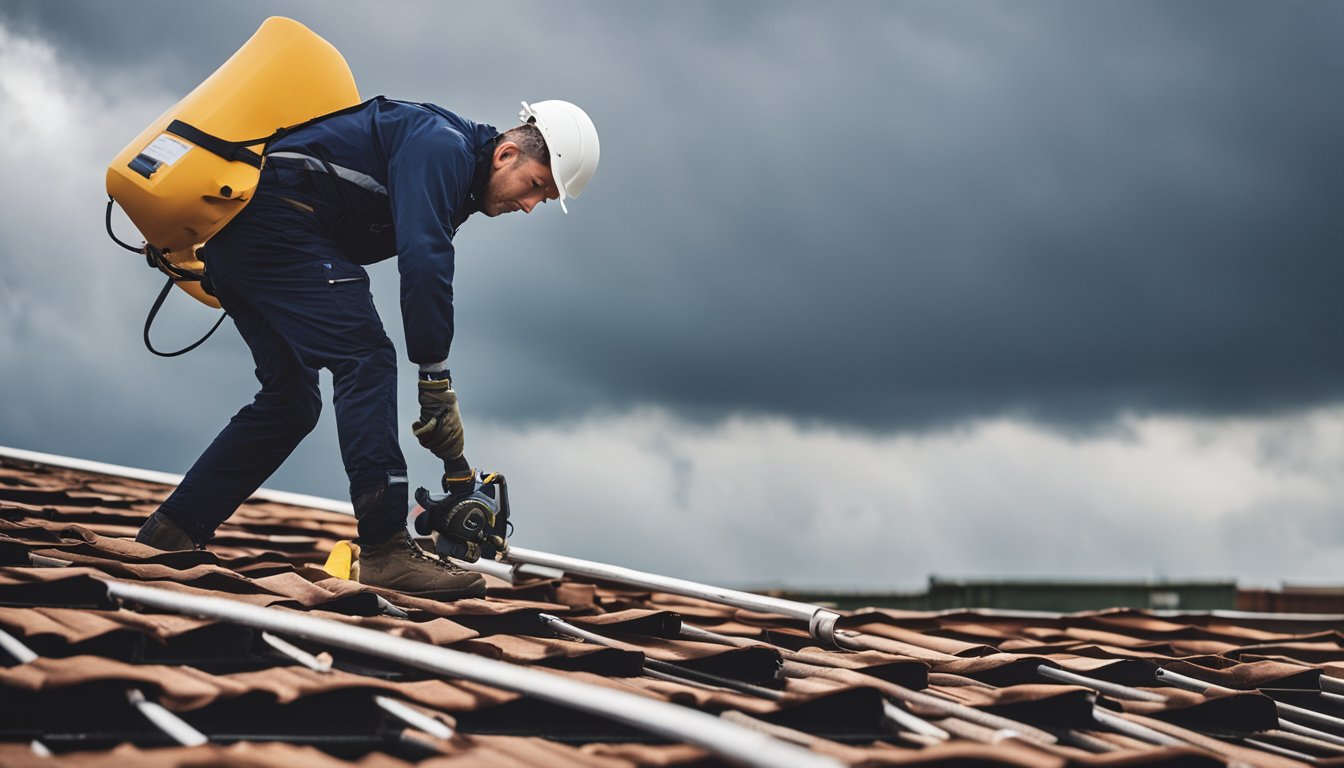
left=4, top=0, right=1343, bottom=432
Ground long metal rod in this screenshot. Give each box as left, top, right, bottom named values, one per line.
left=126, top=688, right=208, bottom=746
left=1090, top=708, right=1186, bottom=747
left=103, top=579, right=840, bottom=768
left=1280, top=717, right=1344, bottom=748
left=1262, top=727, right=1344, bottom=756
left=375, top=696, right=454, bottom=740
left=1241, top=737, right=1317, bottom=763
left=881, top=701, right=950, bottom=741
left=1158, top=667, right=1344, bottom=732
left=1153, top=667, right=1228, bottom=695
left=1274, top=699, right=1344, bottom=732
left=0, top=628, right=38, bottom=664
left=262, top=631, right=331, bottom=673
left=1036, top=665, right=1167, bottom=702
left=504, top=546, right=842, bottom=642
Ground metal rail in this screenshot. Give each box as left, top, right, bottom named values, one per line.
left=103, top=579, right=841, bottom=768
left=1090, top=709, right=1186, bottom=747
left=126, top=688, right=208, bottom=746
left=503, top=546, right=844, bottom=645
left=1036, top=665, right=1168, bottom=702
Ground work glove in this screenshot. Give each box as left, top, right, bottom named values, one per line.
left=412, top=377, right=465, bottom=462
left=411, top=376, right=477, bottom=498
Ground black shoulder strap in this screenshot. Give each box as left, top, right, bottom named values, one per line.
left=165, top=120, right=265, bottom=168
left=164, top=97, right=383, bottom=168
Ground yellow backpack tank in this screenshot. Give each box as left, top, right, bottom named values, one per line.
left=106, top=16, right=360, bottom=315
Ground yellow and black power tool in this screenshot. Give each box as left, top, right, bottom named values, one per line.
left=413, top=473, right=512, bottom=563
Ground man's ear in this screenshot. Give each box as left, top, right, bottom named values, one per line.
left=494, top=141, right=519, bottom=168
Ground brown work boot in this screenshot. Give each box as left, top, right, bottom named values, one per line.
left=358, top=532, right=485, bottom=600
left=134, top=511, right=201, bottom=551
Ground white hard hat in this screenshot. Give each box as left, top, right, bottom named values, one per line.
left=519, top=100, right=600, bottom=213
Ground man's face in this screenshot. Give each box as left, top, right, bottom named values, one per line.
left=481, top=141, right=559, bottom=217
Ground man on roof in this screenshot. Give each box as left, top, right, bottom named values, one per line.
left=134, top=97, right=600, bottom=601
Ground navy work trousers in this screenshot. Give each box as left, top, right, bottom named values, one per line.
left=157, top=177, right=408, bottom=545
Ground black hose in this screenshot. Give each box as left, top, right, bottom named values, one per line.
left=143, top=276, right=227, bottom=358
left=105, top=197, right=146, bottom=254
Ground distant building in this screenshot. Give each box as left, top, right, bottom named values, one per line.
left=765, top=577, right=1244, bottom=613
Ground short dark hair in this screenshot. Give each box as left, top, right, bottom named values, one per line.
left=500, top=123, right=550, bottom=166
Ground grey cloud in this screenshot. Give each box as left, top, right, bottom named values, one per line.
left=3, top=1, right=1342, bottom=440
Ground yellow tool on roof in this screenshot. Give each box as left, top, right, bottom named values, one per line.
left=106, top=16, right=360, bottom=308
left=323, top=540, right=361, bottom=580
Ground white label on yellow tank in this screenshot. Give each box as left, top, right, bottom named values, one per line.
left=142, top=134, right=192, bottom=165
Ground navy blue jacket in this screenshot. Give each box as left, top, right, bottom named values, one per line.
left=264, top=97, right=499, bottom=366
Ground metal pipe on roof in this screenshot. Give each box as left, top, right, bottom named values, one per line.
left=1241, top=736, right=1317, bottom=763
left=881, top=701, right=949, bottom=741
left=1279, top=717, right=1344, bottom=749
left=1152, top=667, right=1230, bottom=695
left=504, top=546, right=844, bottom=645
left=456, top=554, right=517, bottom=583
left=103, top=579, right=842, bottom=768
left=375, top=696, right=454, bottom=741
left=1261, top=728, right=1344, bottom=756
left=678, top=623, right=758, bottom=648
left=933, top=717, right=1045, bottom=750
left=0, top=627, right=38, bottom=664
left=1090, top=708, right=1186, bottom=747
left=261, top=631, right=331, bottom=673
left=1321, top=676, right=1344, bottom=696
left=1157, top=667, right=1344, bottom=732
left=1273, top=699, right=1344, bottom=733
left=126, top=688, right=208, bottom=747
left=1035, top=665, right=1168, bottom=703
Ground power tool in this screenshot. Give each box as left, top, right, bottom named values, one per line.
left=412, top=472, right=511, bottom=563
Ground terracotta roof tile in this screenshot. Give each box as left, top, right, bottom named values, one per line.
left=3, top=449, right=1344, bottom=765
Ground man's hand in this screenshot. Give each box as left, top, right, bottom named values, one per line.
left=412, top=378, right=465, bottom=461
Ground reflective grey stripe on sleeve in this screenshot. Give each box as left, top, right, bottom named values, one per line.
left=266, top=152, right=388, bottom=196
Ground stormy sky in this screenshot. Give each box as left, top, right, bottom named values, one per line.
left=2, top=1, right=1342, bottom=589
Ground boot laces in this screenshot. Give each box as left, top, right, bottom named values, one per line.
left=402, top=535, right=468, bottom=574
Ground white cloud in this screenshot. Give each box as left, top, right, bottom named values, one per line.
left=0, top=21, right=175, bottom=365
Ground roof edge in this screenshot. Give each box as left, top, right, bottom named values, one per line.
left=0, top=444, right=355, bottom=516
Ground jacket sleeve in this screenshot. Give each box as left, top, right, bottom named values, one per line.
left=385, top=121, right=476, bottom=365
